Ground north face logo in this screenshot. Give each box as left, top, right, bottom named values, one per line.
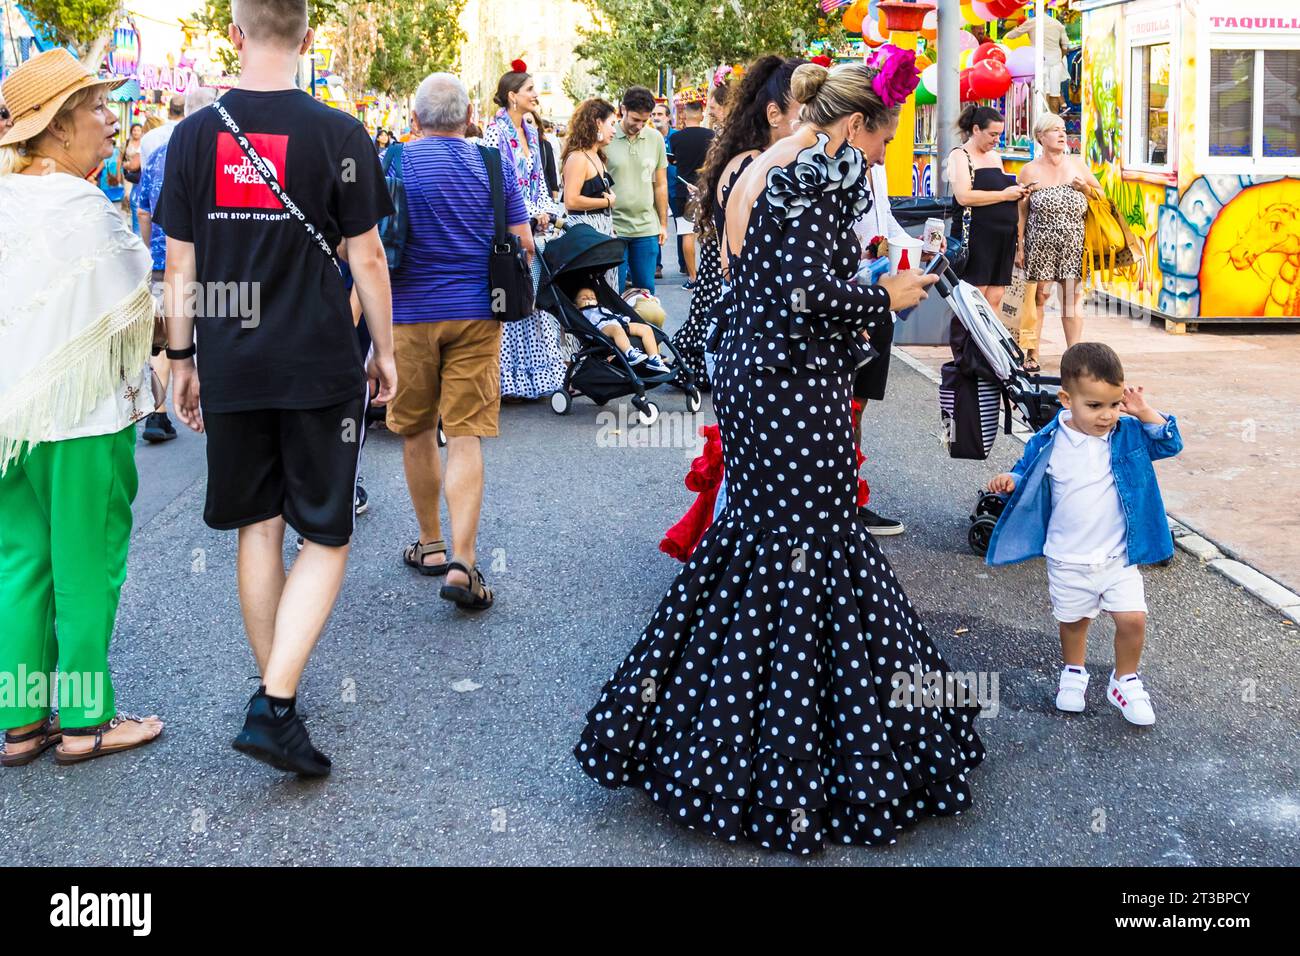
left=215, top=131, right=288, bottom=209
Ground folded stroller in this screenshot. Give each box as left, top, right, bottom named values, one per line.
left=927, top=265, right=1063, bottom=555
left=535, top=223, right=701, bottom=425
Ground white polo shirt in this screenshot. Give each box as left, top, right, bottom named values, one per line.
left=1044, top=412, right=1128, bottom=564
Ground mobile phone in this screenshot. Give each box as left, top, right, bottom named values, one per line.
left=923, top=253, right=950, bottom=276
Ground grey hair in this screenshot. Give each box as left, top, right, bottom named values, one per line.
left=414, top=73, right=470, bottom=133
left=185, top=85, right=218, bottom=116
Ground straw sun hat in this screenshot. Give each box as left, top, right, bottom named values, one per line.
left=0, top=49, right=126, bottom=148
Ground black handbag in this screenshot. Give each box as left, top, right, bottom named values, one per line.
left=947, top=148, right=974, bottom=274
left=477, top=144, right=534, bottom=322
left=378, top=143, right=409, bottom=271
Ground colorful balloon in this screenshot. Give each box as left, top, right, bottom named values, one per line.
left=971, top=0, right=999, bottom=20
left=972, top=41, right=1008, bottom=65
left=988, top=0, right=1028, bottom=17
left=1005, top=45, right=1036, bottom=78
left=842, top=0, right=868, bottom=34
left=959, top=2, right=984, bottom=27
left=920, top=10, right=938, bottom=42
left=959, top=30, right=978, bottom=51
left=915, top=75, right=936, bottom=106
left=863, top=18, right=887, bottom=47
left=959, top=49, right=974, bottom=69
left=914, top=53, right=933, bottom=72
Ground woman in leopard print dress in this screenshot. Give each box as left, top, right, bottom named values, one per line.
left=1015, top=113, right=1103, bottom=371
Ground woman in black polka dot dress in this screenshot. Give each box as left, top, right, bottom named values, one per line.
left=575, top=63, right=985, bottom=854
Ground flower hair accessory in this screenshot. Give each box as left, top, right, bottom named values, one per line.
left=868, top=45, right=919, bottom=109
left=810, top=54, right=832, bottom=68
left=510, top=58, right=528, bottom=73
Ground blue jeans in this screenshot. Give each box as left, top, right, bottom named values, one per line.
left=618, top=234, right=659, bottom=293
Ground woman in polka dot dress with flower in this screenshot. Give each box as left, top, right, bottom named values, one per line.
left=484, top=64, right=568, bottom=400
left=574, top=61, right=986, bottom=854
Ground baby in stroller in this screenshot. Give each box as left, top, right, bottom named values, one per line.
left=575, top=286, right=669, bottom=374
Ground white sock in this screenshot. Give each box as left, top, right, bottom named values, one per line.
left=1115, top=672, right=1138, bottom=682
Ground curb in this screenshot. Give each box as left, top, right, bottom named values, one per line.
left=891, top=346, right=1300, bottom=623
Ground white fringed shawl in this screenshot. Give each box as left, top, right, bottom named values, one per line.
left=0, top=172, right=154, bottom=474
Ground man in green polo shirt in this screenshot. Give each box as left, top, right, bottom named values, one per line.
left=605, top=85, right=668, bottom=293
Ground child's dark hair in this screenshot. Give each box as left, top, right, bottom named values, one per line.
left=1060, top=342, right=1125, bottom=390
left=956, top=104, right=1004, bottom=138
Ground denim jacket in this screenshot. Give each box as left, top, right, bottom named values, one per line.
left=986, top=410, right=1183, bottom=567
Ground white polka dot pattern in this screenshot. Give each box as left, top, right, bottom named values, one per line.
left=574, top=134, right=985, bottom=855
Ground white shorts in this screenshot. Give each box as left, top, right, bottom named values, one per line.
left=1046, top=555, right=1147, bottom=622
left=674, top=215, right=695, bottom=235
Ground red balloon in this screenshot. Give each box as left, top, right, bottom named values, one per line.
left=972, top=41, right=1007, bottom=65
left=971, top=58, right=1013, bottom=99
left=987, top=0, right=1026, bottom=17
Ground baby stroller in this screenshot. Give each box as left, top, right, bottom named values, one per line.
left=928, top=264, right=1064, bottom=555
left=536, top=223, right=702, bottom=425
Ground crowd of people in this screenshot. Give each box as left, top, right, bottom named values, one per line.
left=0, top=0, right=1183, bottom=857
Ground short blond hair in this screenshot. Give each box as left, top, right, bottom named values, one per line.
left=1033, top=111, right=1066, bottom=143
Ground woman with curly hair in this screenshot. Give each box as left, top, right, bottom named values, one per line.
left=670, top=55, right=805, bottom=389
left=561, top=97, right=619, bottom=289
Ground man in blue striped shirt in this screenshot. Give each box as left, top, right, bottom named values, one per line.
left=390, top=73, right=534, bottom=611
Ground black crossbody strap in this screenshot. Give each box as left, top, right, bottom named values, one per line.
left=211, top=100, right=341, bottom=275
left=477, top=145, right=508, bottom=245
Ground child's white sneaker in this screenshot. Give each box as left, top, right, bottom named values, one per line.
left=1055, top=666, right=1089, bottom=713
left=1107, top=671, right=1155, bottom=726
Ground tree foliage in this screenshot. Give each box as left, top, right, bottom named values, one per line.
left=193, top=0, right=343, bottom=72
left=367, top=0, right=466, bottom=98
left=574, top=0, right=842, bottom=96
left=22, top=0, right=120, bottom=55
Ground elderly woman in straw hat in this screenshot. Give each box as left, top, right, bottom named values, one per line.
left=0, top=50, right=164, bottom=768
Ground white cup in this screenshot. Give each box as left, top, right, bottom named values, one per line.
left=887, top=235, right=924, bottom=274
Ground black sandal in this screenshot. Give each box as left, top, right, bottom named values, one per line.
left=439, top=560, right=494, bottom=611
left=403, top=539, right=450, bottom=576
left=54, top=714, right=162, bottom=765
left=1024, top=357, right=1041, bottom=374
left=2, top=716, right=61, bottom=767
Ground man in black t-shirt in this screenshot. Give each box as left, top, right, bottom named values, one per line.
left=665, top=100, right=713, bottom=287
left=154, top=0, right=396, bottom=778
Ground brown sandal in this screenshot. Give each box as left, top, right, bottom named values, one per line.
left=403, top=539, right=450, bottom=576
left=54, top=714, right=162, bottom=765
left=2, top=716, right=62, bottom=767
left=439, top=560, right=494, bottom=611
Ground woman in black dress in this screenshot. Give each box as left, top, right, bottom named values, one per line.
left=946, top=105, right=1030, bottom=312
left=575, top=62, right=985, bottom=854
left=672, top=56, right=806, bottom=389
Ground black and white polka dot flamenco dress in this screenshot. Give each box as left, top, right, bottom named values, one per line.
left=574, top=133, right=985, bottom=854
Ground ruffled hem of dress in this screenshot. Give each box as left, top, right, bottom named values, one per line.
left=573, top=516, right=986, bottom=854
left=575, top=729, right=981, bottom=854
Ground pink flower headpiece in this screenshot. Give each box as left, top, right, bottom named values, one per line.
left=867, top=44, right=920, bottom=109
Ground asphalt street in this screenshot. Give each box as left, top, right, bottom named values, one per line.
left=2, top=275, right=1297, bottom=867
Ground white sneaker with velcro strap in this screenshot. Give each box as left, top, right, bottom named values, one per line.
left=1107, top=671, right=1156, bottom=726
left=1055, top=666, right=1089, bottom=713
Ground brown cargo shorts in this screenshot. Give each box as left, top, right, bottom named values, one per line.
left=389, top=319, right=502, bottom=438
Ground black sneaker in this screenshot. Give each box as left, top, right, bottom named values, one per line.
left=859, top=507, right=905, bottom=536
left=142, top=412, right=177, bottom=443
left=682, top=278, right=696, bottom=290
left=232, top=689, right=331, bottom=777
left=354, top=480, right=369, bottom=516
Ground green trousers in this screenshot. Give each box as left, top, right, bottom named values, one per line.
left=0, top=425, right=137, bottom=730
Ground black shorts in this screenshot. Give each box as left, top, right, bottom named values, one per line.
left=202, top=392, right=368, bottom=546
left=853, top=315, right=896, bottom=401
left=960, top=225, right=1017, bottom=287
